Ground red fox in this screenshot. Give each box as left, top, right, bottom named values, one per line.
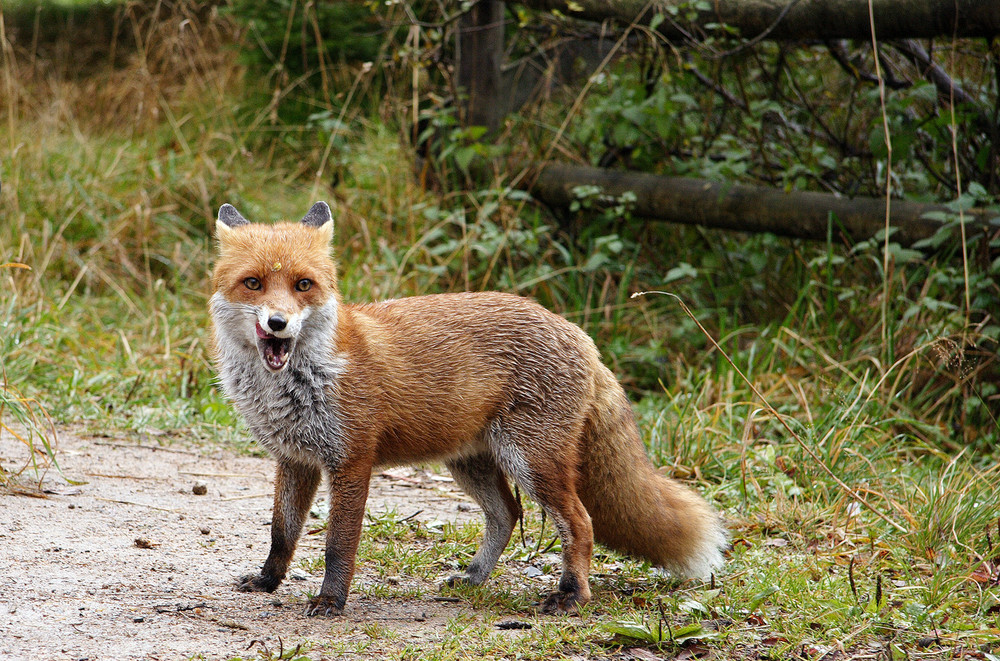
left=210, top=202, right=726, bottom=616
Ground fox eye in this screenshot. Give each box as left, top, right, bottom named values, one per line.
left=243, top=277, right=262, bottom=290
left=295, top=279, right=313, bottom=292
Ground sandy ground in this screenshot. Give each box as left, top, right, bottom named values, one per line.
left=0, top=427, right=515, bottom=661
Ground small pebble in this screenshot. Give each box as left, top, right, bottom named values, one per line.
left=192, top=482, right=208, bottom=496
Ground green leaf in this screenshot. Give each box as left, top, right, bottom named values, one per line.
left=967, top=181, right=988, bottom=201
left=453, top=146, right=476, bottom=174
left=678, top=598, right=709, bottom=615
left=604, top=620, right=657, bottom=643
left=887, top=244, right=924, bottom=263
left=584, top=252, right=609, bottom=271
left=664, top=262, right=698, bottom=284
left=463, top=125, right=488, bottom=141
left=673, top=623, right=719, bottom=643
left=748, top=586, right=779, bottom=611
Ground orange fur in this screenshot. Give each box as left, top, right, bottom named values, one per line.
left=210, top=203, right=726, bottom=617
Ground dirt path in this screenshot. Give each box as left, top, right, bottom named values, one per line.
left=0, top=427, right=496, bottom=660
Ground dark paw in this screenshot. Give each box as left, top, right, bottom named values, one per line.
left=540, top=589, right=587, bottom=615
left=445, top=574, right=473, bottom=588
left=237, top=573, right=282, bottom=593
left=445, top=563, right=488, bottom=587
left=304, top=594, right=344, bottom=617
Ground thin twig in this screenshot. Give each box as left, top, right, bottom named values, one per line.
left=685, top=54, right=747, bottom=111
left=867, top=0, right=893, bottom=356
left=94, top=440, right=198, bottom=456
left=220, top=493, right=272, bottom=502
left=826, top=40, right=909, bottom=90
left=93, top=497, right=179, bottom=512
left=891, top=40, right=983, bottom=112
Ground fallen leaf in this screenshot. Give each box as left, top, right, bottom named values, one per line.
left=676, top=643, right=712, bottom=659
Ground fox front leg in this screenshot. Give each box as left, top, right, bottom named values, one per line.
left=238, top=459, right=321, bottom=593
left=304, top=460, right=372, bottom=616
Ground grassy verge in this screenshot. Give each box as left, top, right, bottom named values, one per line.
left=2, top=2, right=998, bottom=659
left=0, top=262, right=62, bottom=493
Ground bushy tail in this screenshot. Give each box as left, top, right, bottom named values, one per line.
left=577, top=367, right=727, bottom=579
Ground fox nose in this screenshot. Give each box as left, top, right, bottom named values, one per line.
left=267, top=314, right=287, bottom=332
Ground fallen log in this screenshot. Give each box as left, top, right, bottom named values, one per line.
left=524, top=162, right=998, bottom=247
left=519, top=0, right=1000, bottom=41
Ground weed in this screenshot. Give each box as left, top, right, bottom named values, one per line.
left=238, top=638, right=313, bottom=661
left=0, top=261, right=62, bottom=492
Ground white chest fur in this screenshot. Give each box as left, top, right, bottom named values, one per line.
left=210, top=294, right=347, bottom=467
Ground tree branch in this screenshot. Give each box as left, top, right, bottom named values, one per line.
left=523, top=162, right=997, bottom=247
left=518, top=0, right=1000, bottom=41
left=891, top=39, right=986, bottom=112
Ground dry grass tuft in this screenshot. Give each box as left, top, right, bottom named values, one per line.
left=2, top=1, right=240, bottom=132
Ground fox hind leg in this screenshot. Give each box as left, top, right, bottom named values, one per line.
left=528, top=481, right=594, bottom=614
left=493, top=415, right=595, bottom=614
left=445, top=452, right=522, bottom=586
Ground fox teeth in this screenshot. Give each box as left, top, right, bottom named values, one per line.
left=255, top=323, right=292, bottom=371
left=261, top=337, right=291, bottom=370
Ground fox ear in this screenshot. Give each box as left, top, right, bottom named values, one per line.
left=300, top=201, right=332, bottom=228
left=218, top=203, right=250, bottom=229
left=216, top=204, right=250, bottom=246
left=301, top=201, right=334, bottom=245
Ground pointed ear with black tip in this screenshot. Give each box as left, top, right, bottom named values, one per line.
left=216, top=204, right=251, bottom=247
left=300, top=201, right=332, bottom=228
left=218, top=204, right=250, bottom=229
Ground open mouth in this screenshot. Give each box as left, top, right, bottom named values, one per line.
left=255, top=322, right=293, bottom=371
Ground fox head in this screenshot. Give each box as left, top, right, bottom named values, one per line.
left=210, top=202, right=339, bottom=373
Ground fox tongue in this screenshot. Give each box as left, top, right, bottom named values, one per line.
left=263, top=337, right=290, bottom=370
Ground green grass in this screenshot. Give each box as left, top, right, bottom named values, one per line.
left=1, top=266, right=62, bottom=492
left=3, top=2, right=999, bottom=659
left=288, top=458, right=998, bottom=659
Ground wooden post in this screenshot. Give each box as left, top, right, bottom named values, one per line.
left=458, top=0, right=506, bottom=133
